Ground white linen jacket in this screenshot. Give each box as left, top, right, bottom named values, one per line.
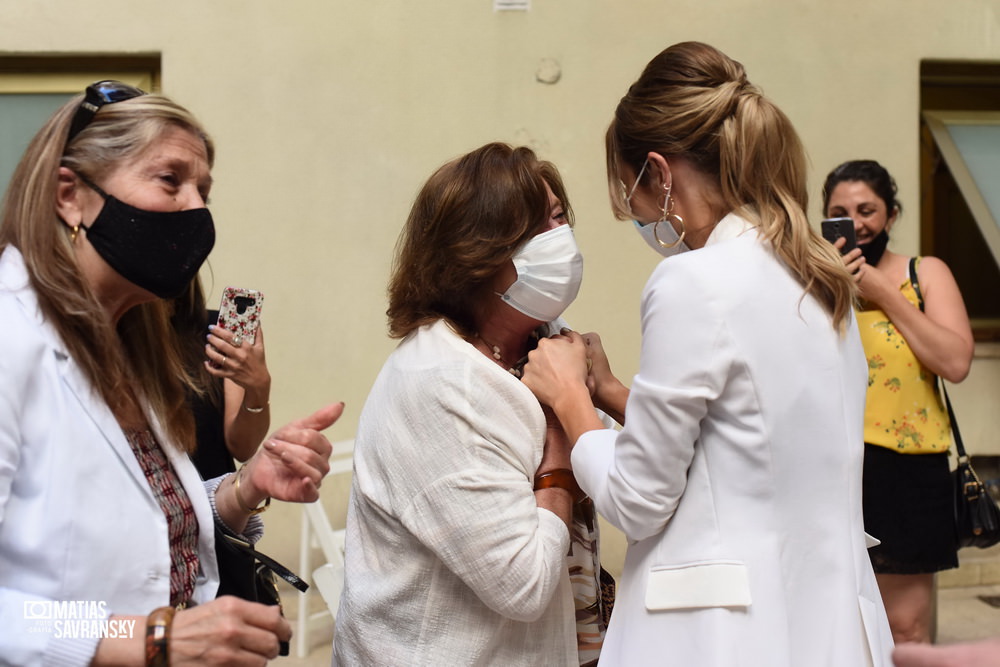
left=0, top=248, right=219, bottom=666
left=333, top=319, right=578, bottom=667
left=572, top=215, right=894, bottom=666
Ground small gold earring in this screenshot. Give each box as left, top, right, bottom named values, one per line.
left=70, top=225, right=80, bottom=242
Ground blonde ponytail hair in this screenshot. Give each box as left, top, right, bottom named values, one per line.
left=607, top=42, right=855, bottom=331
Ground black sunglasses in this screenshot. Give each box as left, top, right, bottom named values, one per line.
left=65, top=80, right=147, bottom=147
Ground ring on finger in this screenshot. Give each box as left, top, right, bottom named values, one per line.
left=586, top=358, right=593, bottom=372
left=232, top=333, right=243, bottom=347
left=221, top=355, right=227, bottom=368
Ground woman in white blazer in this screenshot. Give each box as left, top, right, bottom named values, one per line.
left=521, top=42, right=895, bottom=666
left=0, top=81, right=340, bottom=666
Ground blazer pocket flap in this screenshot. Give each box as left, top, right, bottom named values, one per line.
left=645, top=561, right=751, bottom=611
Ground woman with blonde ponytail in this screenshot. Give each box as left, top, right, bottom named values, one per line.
left=522, top=42, right=894, bottom=666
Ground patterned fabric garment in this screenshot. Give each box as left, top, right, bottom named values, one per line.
left=855, top=257, right=952, bottom=454
left=124, top=429, right=200, bottom=607
left=568, top=499, right=609, bottom=667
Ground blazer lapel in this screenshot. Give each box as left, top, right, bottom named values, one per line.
left=8, top=246, right=155, bottom=498
left=4, top=246, right=152, bottom=496
left=149, top=410, right=215, bottom=533
left=54, top=346, right=154, bottom=496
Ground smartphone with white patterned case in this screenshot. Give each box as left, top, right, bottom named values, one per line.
left=216, top=287, right=264, bottom=345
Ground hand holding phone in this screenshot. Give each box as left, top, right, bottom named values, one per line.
left=217, top=287, right=264, bottom=345
left=821, top=217, right=857, bottom=254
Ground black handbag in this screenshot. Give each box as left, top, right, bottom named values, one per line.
left=943, top=385, right=1000, bottom=549
left=214, top=525, right=309, bottom=655
left=908, top=257, right=1000, bottom=549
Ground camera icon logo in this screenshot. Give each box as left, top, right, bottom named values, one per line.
left=23, top=601, right=53, bottom=620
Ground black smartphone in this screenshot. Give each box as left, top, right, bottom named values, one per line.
left=821, top=217, right=857, bottom=254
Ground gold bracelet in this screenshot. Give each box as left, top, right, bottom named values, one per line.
left=533, top=468, right=587, bottom=504
left=234, top=464, right=270, bottom=515
left=145, top=606, right=175, bottom=667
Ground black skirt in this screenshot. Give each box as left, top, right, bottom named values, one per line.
left=863, top=443, right=959, bottom=574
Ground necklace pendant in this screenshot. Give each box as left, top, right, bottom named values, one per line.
left=491, top=345, right=502, bottom=361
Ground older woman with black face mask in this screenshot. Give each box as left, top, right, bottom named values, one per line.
left=333, top=143, right=611, bottom=667
left=0, top=81, right=342, bottom=666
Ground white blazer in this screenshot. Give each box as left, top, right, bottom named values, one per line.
left=0, top=248, right=219, bottom=666
left=573, top=215, right=893, bottom=666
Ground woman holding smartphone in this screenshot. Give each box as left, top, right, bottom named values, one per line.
left=822, top=159, right=974, bottom=644
left=173, top=279, right=272, bottom=479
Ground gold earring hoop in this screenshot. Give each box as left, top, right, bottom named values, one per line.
left=70, top=225, right=80, bottom=242
left=653, top=185, right=686, bottom=248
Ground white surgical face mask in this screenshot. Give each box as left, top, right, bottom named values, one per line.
left=633, top=219, right=689, bottom=258
left=498, top=224, right=583, bottom=322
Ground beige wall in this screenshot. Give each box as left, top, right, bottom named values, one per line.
left=4, top=0, right=998, bottom=569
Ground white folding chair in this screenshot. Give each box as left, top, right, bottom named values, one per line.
left=295, top=438, right=353, bottom=658
left=311, top=559, right=345, bottom=615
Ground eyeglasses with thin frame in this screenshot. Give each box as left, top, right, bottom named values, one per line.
left=65, top=80, right=147, bottom=148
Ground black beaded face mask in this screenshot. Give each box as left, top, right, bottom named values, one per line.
left=78, top=178, right=215, bottom=298
left=859, top=229, right=890, bottom=267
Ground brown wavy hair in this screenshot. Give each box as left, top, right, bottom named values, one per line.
left=606, top=42, right=855, bottom=332
left=387, top=142, right=573, bottom=339
left=0, top=91, right=214, bottom=452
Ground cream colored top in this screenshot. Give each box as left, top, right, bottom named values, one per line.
left=333, top=319, right=577, bottom=666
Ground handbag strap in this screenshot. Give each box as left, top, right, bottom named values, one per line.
left=218, top=532, right=310, bottom=593
left=940, top=380, right=968, bottom=461
left=910, top=257, right=969, bottom=462
left=908, top=256, right=924, bottom=313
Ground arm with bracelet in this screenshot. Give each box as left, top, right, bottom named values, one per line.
left=531, top=413, right=582, bottom=529
left=90, top=601, right=288, bottom=666
left=534, top=468, right=587, bottom=504
left=205, top=298, right=272, bottom=463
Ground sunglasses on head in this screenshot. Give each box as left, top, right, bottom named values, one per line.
left=65, top=80, right=147, bottom=147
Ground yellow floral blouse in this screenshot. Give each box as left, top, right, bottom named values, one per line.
left=856, top=259, right=952, bottom=454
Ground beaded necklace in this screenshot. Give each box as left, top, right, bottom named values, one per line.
left=474, top=331, right=537, bottom=379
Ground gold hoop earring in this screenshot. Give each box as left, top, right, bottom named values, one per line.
left=653, top=217, right=685, bottom=248
left=70, top=225, right=80, bottom=242
left=654, top=186, right=686, bottom=248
